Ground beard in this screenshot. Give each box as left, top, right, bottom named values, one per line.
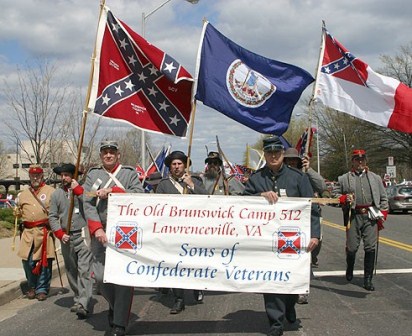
left=205, top=167, right=219, bottom=179
left=62, top=180, right=71, bottom=188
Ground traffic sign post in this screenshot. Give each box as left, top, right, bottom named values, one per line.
left=386, top=166, right=396, bottom=179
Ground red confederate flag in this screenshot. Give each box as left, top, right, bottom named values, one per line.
left=115, top=226, right=138, bottom=250
left=87, top=6, right=193, bottom=137
left=295, top=127, right=316, bottom=158
left=277, top=230, right=302, bottom=255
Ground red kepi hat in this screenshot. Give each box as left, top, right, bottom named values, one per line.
left=28, top=164, right=43, bottom=174
left=352, top=149, right=366, bottom=159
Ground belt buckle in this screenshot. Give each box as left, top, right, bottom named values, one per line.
left=360, top=207, right=368, bottom=214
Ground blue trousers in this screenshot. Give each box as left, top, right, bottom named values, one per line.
left=22, top=247, right=53, bottom=295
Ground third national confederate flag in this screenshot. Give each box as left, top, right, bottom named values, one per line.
left=87, top=6, right=193, bottom=137
left=314, top=27, right=412, bottom=134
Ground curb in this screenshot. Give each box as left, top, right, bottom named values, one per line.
left=0, top=260, right=65, bottom=306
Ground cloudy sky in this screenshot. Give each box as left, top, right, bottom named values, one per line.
left=0, top=0, right=411, bottom=171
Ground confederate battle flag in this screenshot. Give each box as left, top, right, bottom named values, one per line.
left=87, top=6, right=193, bottom=137
left=115, top=225, right=139, bottom=250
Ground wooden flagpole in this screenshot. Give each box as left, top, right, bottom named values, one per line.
left=185, top=18, right=208, bottom=183
left=303, top=20, right=326, bottom=171
left=66, top=0, right=106, bottom=233
left=215, top=136, right=230, bottom=195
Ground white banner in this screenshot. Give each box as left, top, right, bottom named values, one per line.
left=104, top=194, right=312, bottom=294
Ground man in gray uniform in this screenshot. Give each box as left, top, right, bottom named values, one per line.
left=83, top=141, right=144, bottom=336
left=283, top=147, right=328, bottom=304
left=156, top=150, right=208, bottom=314
left=283, top=148, right=327, bottom=196
left=49, top=163, right=93, bottom=319
left=338, top=149, right=388, bottom=291
left=243, top=136, right=321, bottom=336
left=202, top=151, right=244, bottom=195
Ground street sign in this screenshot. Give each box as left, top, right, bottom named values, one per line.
left=388, top=156, right=394, bottom=166
left=386, top=166, right=396, bottom=178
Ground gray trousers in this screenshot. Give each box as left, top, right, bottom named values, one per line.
left=346, top=213, right=378, bottom=253
left=61, top=231, right=93, bottom=310
left=91, top=238, right=134, bottom=328
left=264, top=293, right=297, bottom=332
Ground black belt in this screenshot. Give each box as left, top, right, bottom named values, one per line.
left=70, top=229, right=83, bottom=234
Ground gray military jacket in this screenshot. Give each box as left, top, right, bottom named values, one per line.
left=338, top=170, right=388, bottom=210
left=202, top=174, right=245, bottom=195
left=156, top=176, right=208, bottom=195
left=306, top=168, right=327, bottom=195
left=83, top=164, right=144, bottom=235
left=49, top=186, right=86, bottom=233
left=243, top=164, right=321, bottom=239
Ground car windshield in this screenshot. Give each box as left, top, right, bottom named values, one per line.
left=398, top=187, right=412, bottom=195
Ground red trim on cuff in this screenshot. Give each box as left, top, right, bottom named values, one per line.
left=53, top=229, right=65, bottom=240
left=88, top=219, right=103, bottom=236
left=72, top=185, right=84, bottom=196
left=111, top=186, right=125, bottom=193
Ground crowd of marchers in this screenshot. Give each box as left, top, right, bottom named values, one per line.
left=13, top=137, right=389, bottom=336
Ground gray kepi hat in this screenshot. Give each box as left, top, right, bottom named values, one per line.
left=262, top=136, right=285, bottom=152
left=100, top=141, right=119, bottom=151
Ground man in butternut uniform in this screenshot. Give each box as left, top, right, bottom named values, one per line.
left=15, top=164, right=55, bottom=301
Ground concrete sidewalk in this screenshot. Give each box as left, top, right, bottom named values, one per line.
left=0, top=236, right=65, bottom=306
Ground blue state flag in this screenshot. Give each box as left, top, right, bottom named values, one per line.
left=195, top=22, right=314, bottom=134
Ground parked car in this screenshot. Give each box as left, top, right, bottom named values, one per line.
left=0, top=199, right=16, bottom=208
left=386, top=185, right=412, bottom=214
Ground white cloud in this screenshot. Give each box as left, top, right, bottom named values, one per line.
left=1, top=0, right=411, bottom=170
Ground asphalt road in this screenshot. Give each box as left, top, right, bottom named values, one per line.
left=0, top=206, right=411, bottom=336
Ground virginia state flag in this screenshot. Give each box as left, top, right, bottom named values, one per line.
left=314, top=27, right=412, bottom=134
left=87, top=6, right=193, bottom=137
left=195, top=22, right=314, bottom=135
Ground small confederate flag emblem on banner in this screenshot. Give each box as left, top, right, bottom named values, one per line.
left=273, top=227, right=304, bottom=259
left=115, top=226, right=139, bottom=250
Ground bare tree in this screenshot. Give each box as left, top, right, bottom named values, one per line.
left=0, top=141, right=7, bottom=178
left=3, top=60, right=68, bottom=166
left=57, top=89, right=103, bottom=173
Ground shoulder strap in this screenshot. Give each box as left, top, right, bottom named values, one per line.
left=29, top=188, right=49, bottom=215
left=103, top=164, right=125, bottom=189
left=169, top=177, right=184, bottom=194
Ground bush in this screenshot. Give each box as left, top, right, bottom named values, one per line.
left=0, top=220, right=14, bottom=230
left=0, top=209, right=16, bottom=225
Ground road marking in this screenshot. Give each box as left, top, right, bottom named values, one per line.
left=322, top=220, right=412, bottom=252
left=314, top=269, right=412, bottom=277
